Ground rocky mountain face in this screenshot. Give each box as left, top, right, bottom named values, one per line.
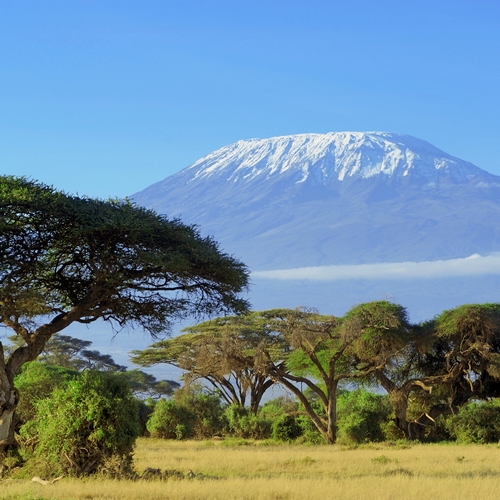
left=132, top=132, right=500, bottom=272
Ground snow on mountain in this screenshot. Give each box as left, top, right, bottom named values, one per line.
left=184, top=132, right=485, bottom=185
left=132, top=132, right=500, bottom=272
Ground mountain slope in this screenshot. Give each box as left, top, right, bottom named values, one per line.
left=132, top=132, right=500, bottom=270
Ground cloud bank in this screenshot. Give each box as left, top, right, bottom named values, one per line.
left=252, top=253, right=500, bottom=281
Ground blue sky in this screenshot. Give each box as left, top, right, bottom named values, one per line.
left=1, top=0, right=499, bottom=200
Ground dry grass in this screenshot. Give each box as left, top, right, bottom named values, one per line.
left=2, top=438, right=500, bottom=499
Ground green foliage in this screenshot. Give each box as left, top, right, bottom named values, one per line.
left=446, top=400, right=500, bottom=444
left=224, top=404, right=272, bottom=439
left=0, top=176, right=249, bottom=337
left=21, top=371, right=140, bottom=476
left=14, top=362, right=76, bottom=426
left=146, top=399, right=196, bottom=439
left=260, top=396, right=298, bottom=419
left=433, top=303, right=500, bottom=340
left=272, top=414, right=302, bottom=442
left=336, top=389, right=392, bottom=444
left=173, top=385, right=226, bottom=438
left=342, top=301, right=411, bottom=364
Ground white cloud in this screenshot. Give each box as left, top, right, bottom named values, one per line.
left=252, top=253, right=500, bottom=281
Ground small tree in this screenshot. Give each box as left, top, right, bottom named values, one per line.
left=446, top=400, right=500, bottom=444
left=336, top=389, right=392, bottom=444
left=374, top=303, right=500, bottom=440
left=146, top=399, right=196, bottom=440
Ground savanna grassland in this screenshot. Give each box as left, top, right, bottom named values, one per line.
left=2, top=438, right=500, bottom=500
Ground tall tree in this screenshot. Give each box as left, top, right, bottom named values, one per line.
left=0, top=176, right=249, bottom=459
left=256, top=302, right=411, bottom=444
left=131, top=311, right=280, bottom=413
left=373, top=303, right=500, bottom=440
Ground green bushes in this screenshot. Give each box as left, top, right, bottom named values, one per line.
left=224, top=405, right=272, bottom=439
left=14, top=362, right=76, bottom=427
left=175, top=385, right=226, bottom=438
left=336, top=390, right=392, bottom=444
left=446, top=400, right=500, bottom=443
left=146, top=390, right=393, bottom=444
left=272, top=414, right=302, bottom=441
left=146, top=399, right=196, bottom=439
left=21, top=371, right=140, bottom=476
left=147, top=386, right=226, bottom=439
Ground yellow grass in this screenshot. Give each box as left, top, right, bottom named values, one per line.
left=2, top=438, right=500, bottom=499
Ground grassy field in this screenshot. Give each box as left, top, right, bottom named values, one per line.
left=2, top=438, right=500, bottom=499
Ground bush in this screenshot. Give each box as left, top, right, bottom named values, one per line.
left=21, top=370, right=140, bottom=477
left=446, top=400, right=500, bottom=444
left=272, top=414, right=302, bottom=442
left=295, top=413, right=325, bottom=444
left=174, top=385, right=226, bottom=438
left=14, top=361, right=76, bottom=427
left=336, top=389, right=392, bottom=444
left=146, top=399, right=196, bottom=439
left=224, top=405, right=272, bottom=439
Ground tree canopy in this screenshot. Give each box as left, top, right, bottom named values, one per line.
left=255, top=303, right=411, bottom=443
left=131, top=311, right=284, bottom=413
left=373, top=303, right=500, bottom=439
left=0, top=176, right=249, bottom=455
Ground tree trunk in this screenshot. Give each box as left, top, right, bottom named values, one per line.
left=0, top=332, right=55, bottom=468
left=325, top=389, right=337, bottom=444
left=0, top=367, right=18, bottom=464
left=249, top=377, right=274, bottom=415
left=390, top=390, right=411, bottom=439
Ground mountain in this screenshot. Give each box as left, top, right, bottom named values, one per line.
left=132, top=132, right=500, bottom=272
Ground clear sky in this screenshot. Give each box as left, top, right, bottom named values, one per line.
left=1, top=0, right=499, bottom=200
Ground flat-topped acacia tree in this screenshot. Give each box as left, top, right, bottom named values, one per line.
left=131, top=311, right=284, bottom=413
left=0, top=176, right=249, bottom=459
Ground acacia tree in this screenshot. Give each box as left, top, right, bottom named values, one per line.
left=256, top=302, right=411, bottom=444
left=0, top=176, right=249, bottom=459
left=373, top=303, right=500, bottom=440
left=131, top=312, right=281, bottom=413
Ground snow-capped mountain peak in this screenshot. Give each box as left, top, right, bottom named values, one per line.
left=132, top=131, right=500, bottom=273
left=186, top=132, right=483, bottom=186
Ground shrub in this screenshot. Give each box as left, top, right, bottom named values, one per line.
left=446, top=400, right=500, bottom=444
left=174, top=385, right=226, bottom=438
left=14, top=361, right=76, bottom=426
left=336, top=389, right=392, bottom=444
left=224, top=405, right=272, bottom=439
left=295, top=413, right=325, bottom=444
left=146, top=399, right=196, bottom=439
left=21, top=370, right=140, bottom=476
left=272, top=414, right=302, bottom=442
